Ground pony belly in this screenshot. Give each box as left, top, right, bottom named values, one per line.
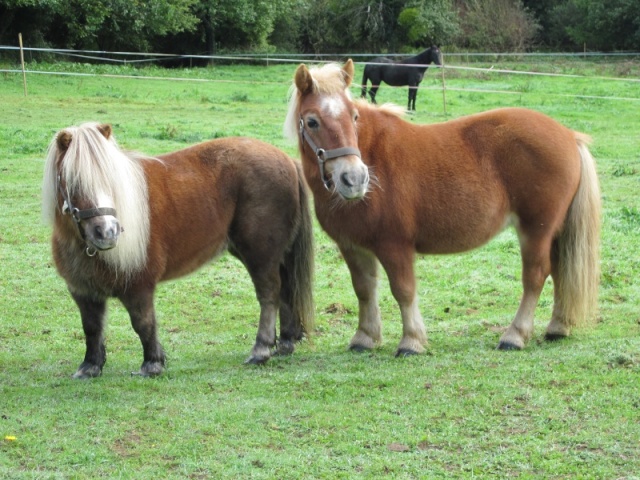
left=415, top=212, right=517, bottom=255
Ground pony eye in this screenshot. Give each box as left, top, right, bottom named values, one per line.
left=307, top=118, right=319, bottom=129
left=353, top=113, right=359, bottom=122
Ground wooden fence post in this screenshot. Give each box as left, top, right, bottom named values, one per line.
left=440, top=53, right=447, bottom=116
left=19, top=33, right=28, bottom=96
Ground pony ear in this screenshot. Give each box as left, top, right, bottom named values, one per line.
left=56, top=131, right=72, bottom=152
left=97, top=124, right=112, bottom=140
left=342, top=59, right=354, bottom=88
left=294, top=64, right=314, bottom=95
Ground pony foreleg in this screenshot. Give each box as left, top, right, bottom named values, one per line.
left=71, top=292, right=107, bottom=379
left=378, top=247, right=427, bottom=356
left=340, top=245, right=382, bottom=351
left=120, top=289, right=166, bottom=376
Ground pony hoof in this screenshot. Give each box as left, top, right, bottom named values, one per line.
left=72, top=365, right=102, bottom=379
left=244, top=355, right=269, bottom=365
left=134, top=361, right=164, bottom=377
left=349, top=344, right=372, bottom=353
left=395, top=348, right=419, bottom=358
left=544, top=332, right=568, bottom=342
left=71, top=366, right=102, bottom=380
left=497, top=341, right=523, bottom=351
left=276, top=340, right=295, bottom=356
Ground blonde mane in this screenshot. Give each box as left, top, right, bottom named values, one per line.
left=284, top=63, right=405, bottom=143
left=42, top=123, right=151, bottom=276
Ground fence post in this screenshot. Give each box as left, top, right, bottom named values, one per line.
left=19, top=33, right=27, bottom=96
left=440, top=53, right=446, bottom=116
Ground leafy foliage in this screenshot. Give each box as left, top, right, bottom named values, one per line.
left=1, top=0, right=639, bottom=53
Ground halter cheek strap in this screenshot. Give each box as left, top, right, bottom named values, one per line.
left=299, top=118, right=362, bottom=190
left=58, top=176, right=117, bottom=224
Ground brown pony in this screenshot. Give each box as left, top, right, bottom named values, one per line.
left=42, top=123, right=314, bottom=378
left=285, top=60, right=600, bottom=356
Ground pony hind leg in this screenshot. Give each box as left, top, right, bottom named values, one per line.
left=276, top=263, right=301, bottom=356
left=71, top=292, right=108, bottom=379
left=377, top=246, right=427, bottom=356
left=244, top=262, right=281, bottom=364
left=340, top=245, right=382, bottom=352
left=498, top=234, right=553, bottom=350
left=230, top=241, right=282, bottom=364
left=120, top=287, right=166, bottom=376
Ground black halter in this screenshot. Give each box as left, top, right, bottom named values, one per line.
left=299, top=118, right=362, bottom=190
left=57, top=174, right=118, bottom=255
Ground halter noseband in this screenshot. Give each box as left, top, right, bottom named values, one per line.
left=57, top=174, right=118, bottom=256
left=299, top=118, right=362, bottom=190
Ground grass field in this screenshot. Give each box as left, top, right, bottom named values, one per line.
left=1, top=57, right=639, bottom=478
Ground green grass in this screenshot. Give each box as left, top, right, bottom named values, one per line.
left=1, top=58, right=639, bottom=479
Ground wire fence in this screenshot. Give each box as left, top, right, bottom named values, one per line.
left=2, top=45, right=639, bottom=107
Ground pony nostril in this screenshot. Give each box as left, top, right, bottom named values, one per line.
left=340, top=172, right=355, bottom=187
left=94, top=225, right=105, bottom=240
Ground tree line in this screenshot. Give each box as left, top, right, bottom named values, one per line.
left=1, top=0, right=638, bottom=57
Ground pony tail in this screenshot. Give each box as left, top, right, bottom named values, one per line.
left=554, top=133, right=601, bottom=327
left=284, top=163, right=315, bottom=338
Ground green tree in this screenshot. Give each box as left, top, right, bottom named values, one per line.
left=195, top=0, right=292, bottom=54
left=550, top=0, right=640, bottom=50
left=397, top=0, right=460, bottom=48
left=54, top=0, right=197, bottom=51
left=455, top=0, right=540, bottom=52
left=0, top=0, right=59, bottom=47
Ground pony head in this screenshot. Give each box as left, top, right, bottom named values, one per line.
left=42, top=123, right=150, bottom=275
left=285, top=60, right=370, bottom=201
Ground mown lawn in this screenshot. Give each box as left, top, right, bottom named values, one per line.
left=1, top=57, right=639, bottom=478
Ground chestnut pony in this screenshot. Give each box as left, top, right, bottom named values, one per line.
left=285, top=60, right=600, bottom=356
left=43, top=124, right=314, bottom=378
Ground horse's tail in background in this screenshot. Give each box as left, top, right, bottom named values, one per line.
left=553, top=132, right=601, bottom=329
left=281, top=162, right=315, bottom=339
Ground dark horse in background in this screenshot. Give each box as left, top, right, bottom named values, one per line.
left=361, top=45, right=441, bottom=111
left=43, top=124, right=314, bottom=378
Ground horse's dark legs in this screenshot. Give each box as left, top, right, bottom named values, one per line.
left=368, top=86, right=379, bottom=104
left=376, top=244, right=427, bottom=356
left=339, top=244, right=382, bottom=352
left=120, top=288, right=166, bottom=376
left=71, top=292, right=107, bottom=379
left=408, top=86, right=418, bottom=111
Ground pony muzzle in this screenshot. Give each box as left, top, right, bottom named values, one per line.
left=82, top=215, right=122, bottom=252
left=326, top=155, right=370, bottom=201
